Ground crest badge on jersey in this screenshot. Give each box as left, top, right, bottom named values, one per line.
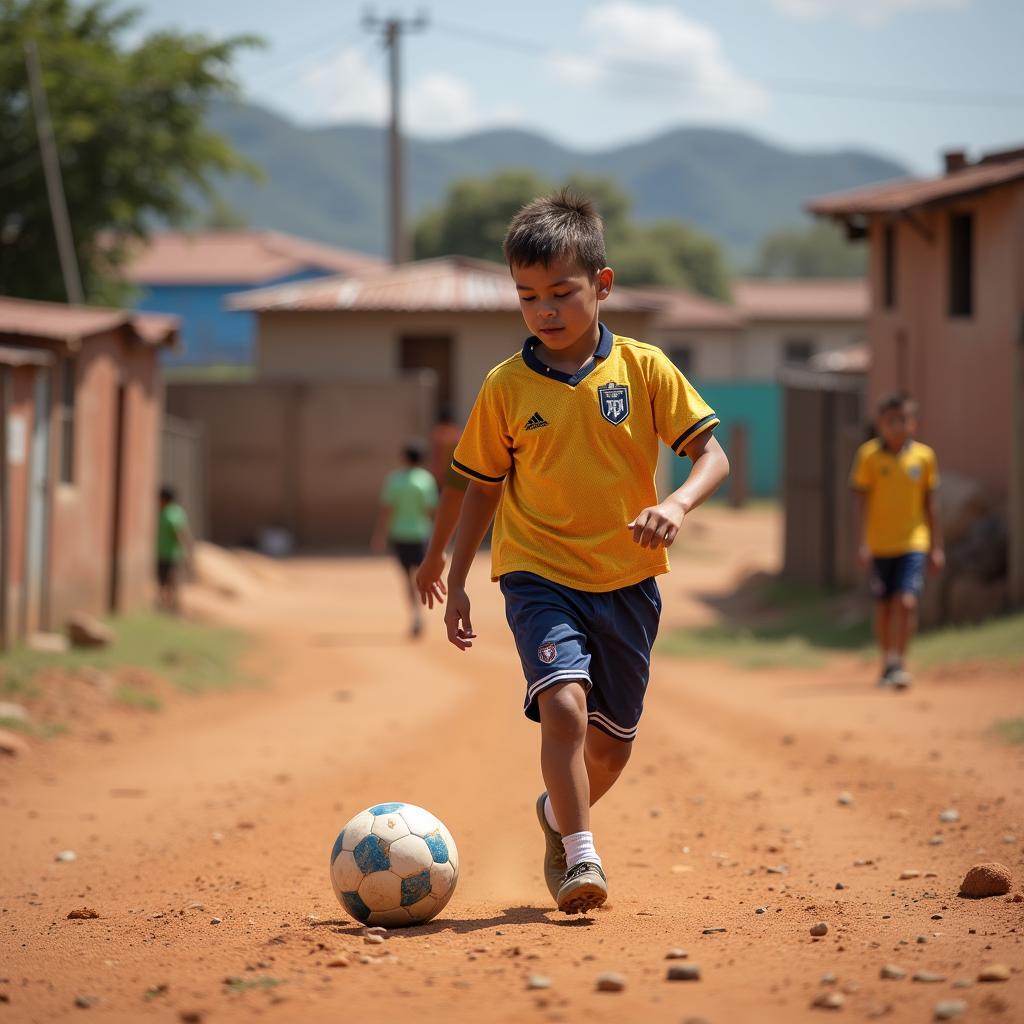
left=598, top=381, right=630, bottom=425
left=538, top=642, right=558, bottom=665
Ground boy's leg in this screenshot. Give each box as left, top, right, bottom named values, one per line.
left=537, top=681, right=590, bottom=837
left=874, top=599, right=894, bottom=676
left=584, top=727, right=632, bottom=805
left=888, top=553, right=925, bottom=686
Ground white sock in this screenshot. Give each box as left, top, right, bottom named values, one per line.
left=562, top=830, right=601, bottom=869
left=543, top=794, right=560, bottom=834
left=886, top=650, right=901, bottom=667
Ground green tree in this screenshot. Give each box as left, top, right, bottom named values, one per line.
left=0, top=0, right=260, bottom=303
left=752, top=221, right=866, bottom=279
left=413, top=169, right=731, bottom=300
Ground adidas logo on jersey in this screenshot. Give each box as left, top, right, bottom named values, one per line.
left=524, top=412, right=550, bottom=431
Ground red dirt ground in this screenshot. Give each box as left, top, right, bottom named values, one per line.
left=2, top=508, right=1022, bottom=1023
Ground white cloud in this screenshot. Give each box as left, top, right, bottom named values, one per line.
left=550, top=2, right=766, bottom=118
left=406, top=71, right=482, bottom=136
left=772, top=0, right=970, bottom=28
left=302, top=46, right=388, bottom=123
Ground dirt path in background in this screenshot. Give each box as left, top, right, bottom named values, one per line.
left=2, top=508, right=1022, bottom=1023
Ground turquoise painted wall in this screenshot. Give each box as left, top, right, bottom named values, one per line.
left=672, top=380, right=782, bottom=497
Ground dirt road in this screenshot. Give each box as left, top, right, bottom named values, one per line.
left=2, top=509, right=1022, bottom=1023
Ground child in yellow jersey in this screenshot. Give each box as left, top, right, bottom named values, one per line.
left=442, top=190, right=730, bottom=914
left=851, top=393, right=944, bottom=689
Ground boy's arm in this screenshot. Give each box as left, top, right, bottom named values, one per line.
left=443, top=480, right=502, bottom=650
left=925, top=488, right=945, bottom=573
left=415, top=471, right=470, bottom=608
left=628, top=432, right=729, bottom=548
left=853, top=490, right=871, bottom=570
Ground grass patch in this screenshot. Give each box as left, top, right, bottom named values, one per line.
left=163, top=363, right=254, bottom=383
left=658, top=626, right=827, bottom=669
left=990, top=718, right=1024, bottom=745
left=0, top=717, right=68, bottom=739
left=224, top=976, right=283, bottom=993
left=2, top=612, right=253, bottom=698
left=114, top=685, right=162, bottom=713
left=914, top=612, right=1024, bottom=670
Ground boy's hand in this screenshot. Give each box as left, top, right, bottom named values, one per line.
left=857, top=544, right=872, bottom=571
left=929, top=547, right=946, bottom=574
left=415, top=552, right=448, bottom=608
left=443, top=586, right=476, bottom=651
left=628, top=500, right=686, bottom=549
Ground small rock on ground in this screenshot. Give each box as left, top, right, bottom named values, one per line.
left=55, top=850, right=77, bottom=862
left=0, top=729, right=29, bottom=757
left=702, top=927, right=727, bottom=934
left=811, top=991, right=844, bottom=1009
left=939, top=809, right=960, bottom=823
left=67, top=908, right=99, bottom=920
left=0, top=701, right=29, bottom=722
left=810, top=922, right=829, bottom=937
left=526, top=976, right=551, bottom=990
left=74, top=996, right=96, bottom=1008
left=364, top=934, right=385, bottom=945
left=933, top=1000, right=968, bottom=1020
left=913, top=971, right=947, bottom=984
left=880, top=964, right=907, bottom=980
left=595, top=972, right=626, bottom=992
left=327, top=957, right=349, bottom=968
left=959, top=862, right=1012, bottom=898
left=665, top=948, right=688, bottom=959
left=978, top=964, right=1010, bottom=982
left=667, top=964, right=701, bottom=982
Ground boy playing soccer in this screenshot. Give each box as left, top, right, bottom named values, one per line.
left=442, top=191, right=730, bottom=913
left=851, top=392, right=944, bottom=689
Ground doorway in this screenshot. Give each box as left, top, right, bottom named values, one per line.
left=400, top=335, right=453, bottom=416
left=24, top=369, right=51, bottom=634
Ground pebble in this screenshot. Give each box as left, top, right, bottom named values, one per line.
left=327, top=956, right=349, bottom=968
left=364, top=934, right=385, bottom=945
left=899, top=870, right=921, bottom=880
left=1002, top=834, right=1017, bottom=844
left=811, top=991, right=844, bottom=1009
left=365, top=926, right=388, bottom=935
left=755, top=907, right=767, bottom=914
left=959, top=862, right=1012, bottom=898
left=837, top=792, right=854, bottom=806
left=55, top=850, right=77, bottom=863
left=665, top=948, right=688, bottom=959
left=178, top=1013, right=204, bottom=1024
left=880, top=964, right=907, bottom=980
left=951, top=980, right=973, bottom=989
left=595, top=972, right=626, bottom=992
left=74, top=996, right=96, bottom=1008
left=835, top=882, right=846, bottom=890
left=916, top=935, right=928, bottom=944
left=667, top=964, right=701, bottom=982
left=702, top=927, right=727, bottom=934
left=0, top=728, right=29, bottom=757
left=67, top=908, right=99, bottom=920
left=0, top=702, right=29, bottom=722
left=933, top=1000, right=968, bottom=1020
left=929, top=836, right=945, bottom=846
left=810, top=922, right=829, bottom=937
left=913, top=971, right=946, bottom=984
left=978, top=963, right=1010, bottom=982
left=210, top=918, right=222, bottom=925
left=939, top=809, right=960, bottom=823
left=526, top=975, right=551, bottom=990
left=820, top=972, right=837, bottom=985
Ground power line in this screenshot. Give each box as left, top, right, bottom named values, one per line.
left=433, top=18, right=1024, bottom=110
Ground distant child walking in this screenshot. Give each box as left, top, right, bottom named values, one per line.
left=372, top=442, right=439, bottom=638
left=851, top=393, right=944, bottom=688
left=442, top=191, right=730, bottom=913
left=156, top=485, right=193, bottom=614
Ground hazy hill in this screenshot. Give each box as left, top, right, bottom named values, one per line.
left=206, top=100, right=906, bottom=262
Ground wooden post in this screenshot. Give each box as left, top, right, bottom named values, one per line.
left=728, top=422, right=749, bottom=508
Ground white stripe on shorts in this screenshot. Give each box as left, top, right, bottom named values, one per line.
left=525, top=669, right=592, bottom=704
left=587, top=709, right=637, bottom=741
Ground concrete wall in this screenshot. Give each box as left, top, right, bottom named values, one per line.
left=866, top=185, right=1022, bottom=497
left=650, top=327, right=741, bottom=379
left=256, top=309, right=656, bottom=422
left=737, top=321, right=864, bottom=380
left=166, top=374, right=436, bottom=548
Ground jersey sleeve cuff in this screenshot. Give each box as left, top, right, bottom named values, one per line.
left=671, top=414, right=719, bottom=455
left=451, top=458, right=506, bottom=484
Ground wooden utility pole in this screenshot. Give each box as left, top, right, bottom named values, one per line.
left=363, top=11, right=428, bottom=265
left=24, top=40, right=84, bottom=305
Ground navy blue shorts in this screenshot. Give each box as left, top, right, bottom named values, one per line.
left=499, top=571, right=662, bottom=743
left=871, top=552, right=927, bottom=601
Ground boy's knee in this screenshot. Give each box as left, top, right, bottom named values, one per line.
left=538, top=683, right=588, bottom=742
left=588, top=733, right=632, bottom=773
left=900, top=592, right=919, bottom=611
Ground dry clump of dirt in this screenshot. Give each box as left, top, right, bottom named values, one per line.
left=959, top=862, right=1012, bottom=898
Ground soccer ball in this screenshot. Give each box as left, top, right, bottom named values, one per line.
left=329, top=802, right=459, bottom=928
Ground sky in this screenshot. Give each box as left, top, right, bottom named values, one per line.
left=130, top=0, right=1024, bottom=173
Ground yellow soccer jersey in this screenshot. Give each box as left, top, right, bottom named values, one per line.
left=850, top=438, right=939, bottom=556
left=452, top=324, right=719, bottom=592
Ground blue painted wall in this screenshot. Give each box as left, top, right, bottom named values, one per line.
left=672, top=380, right=782, bottom=497
left=136, top=268, right=330, bottom=365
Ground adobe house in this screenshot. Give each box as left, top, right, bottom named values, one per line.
left=0, top=298, right=178, bottom=648
left=809, top=145, right=1024, bottom=608
left=124, top=230, right=384, bottom=365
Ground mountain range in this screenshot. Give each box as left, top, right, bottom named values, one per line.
left=205, top=100, right=908, bottom=263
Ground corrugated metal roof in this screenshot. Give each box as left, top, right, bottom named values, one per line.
left=732, top=278, right=868, bottom=322
left=228, top=256, right=661, bottom=314
left=0, top=297, right=179, bottom=348
left=121, top=230, right=386, bottom=285
left=809, top=154, right=1024, bottom=217
left=0, top=344, right=54, bottom=367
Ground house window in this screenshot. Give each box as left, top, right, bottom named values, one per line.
left=59, top=356, right=76, bottom=483
left=669, top=345, right=694, bottom=377
left=783, top=338, right=814, bottom=365
left=882, top=223, right=896, bottom=309
left=949, top=212, right=973, bottom=318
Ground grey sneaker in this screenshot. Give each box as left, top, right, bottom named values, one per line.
left=887, top=665, right=912, bottom=689
left=557, top=861, right=608, bottom=915
left=877, top=664, right=899, bottom=688
left=535, top=793, right=566, bottom=900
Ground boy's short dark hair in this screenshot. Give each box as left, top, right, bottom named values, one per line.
left=877, top=391, right=916, bottom=415
left=159, top=484, right=176, bottom=502
left=503, top=188, right=607, bottom=276
left=403, top=442, right=425, bottom=465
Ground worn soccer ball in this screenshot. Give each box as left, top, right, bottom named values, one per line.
left=329, top=802, right=459, bottom=927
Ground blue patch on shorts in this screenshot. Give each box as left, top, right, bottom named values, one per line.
left=871, top=552, right=927, bottom=600
left=499, top=571, right=662, bottom=742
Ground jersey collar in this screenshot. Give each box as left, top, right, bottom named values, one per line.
left=521, top=322, right=614, bottom=386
